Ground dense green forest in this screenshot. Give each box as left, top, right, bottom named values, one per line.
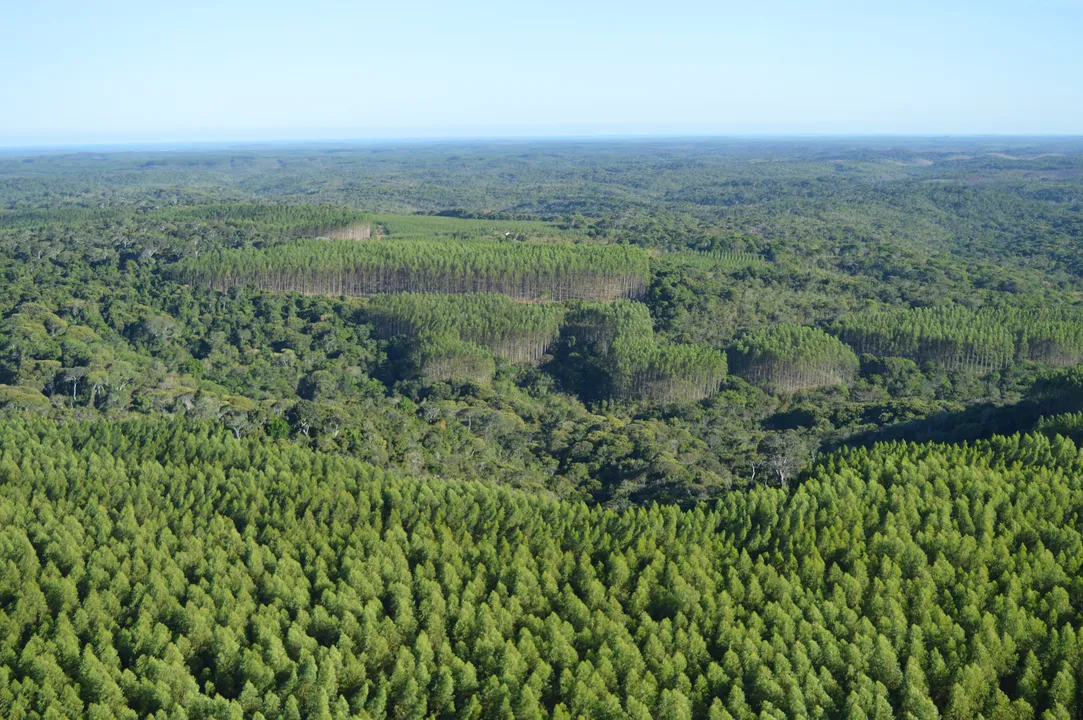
left=5, top=139, right=1083, bottom=501
left=4, top=417, right=1083, bottom=719
left=2, top=137, right=1083, bottom=716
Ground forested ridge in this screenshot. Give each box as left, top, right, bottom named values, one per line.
left=3, top=138, right=1083, bottom=716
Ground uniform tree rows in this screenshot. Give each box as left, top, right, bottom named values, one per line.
left=564, top=302, right=727, bottom=402
left=170, top=240, right=650, bottom=302
left=560, top=301, right=656, bottom=355
left=3, top=417, right=1083, bottom=718
left=832, top=305, right=1083, bottom=373
left=365, top=293, right=567, bottom=365
left=1013, top=308, right=1083, bottom=366
left=410, top=332, right=498, bottom=384
left=729, top=325, right=860, bottom=392
left=607, top=336, right=729, bottom=403
left=665, top=249, right=767, bottom=272
left=364, top=296, right=724, bottom=396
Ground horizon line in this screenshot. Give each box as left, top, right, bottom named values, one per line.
left=3, top=131, right=1083, bottom=153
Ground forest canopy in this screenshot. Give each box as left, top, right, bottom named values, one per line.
left=3, top=138, right=1083, bottom=717
left=2, top=417, right=1083, bottom=718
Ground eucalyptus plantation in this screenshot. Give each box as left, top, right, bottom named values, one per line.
left=832, top=306, right=1083, bottom=373
left=3, top=417, right=1083, bottom=719
left=564, top=301, right=727, bottom=402
left=411, top=332, right=497, bottom=383
left=729, top=325, right=859, bottom=392
left=171, top=240, right=649, bottom=302
left=664, top=249, right=767, bottom=272
left=366, top=293, right=566, bottom=364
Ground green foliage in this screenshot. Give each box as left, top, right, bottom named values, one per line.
left=5, top=140, right=1083, bottom=718
left=3, top=139, right=1083, bottom=508
left=0, top=203, right=370, bottom=238
left=366, top=293, right=566, bottom=364
left=562, top=300, right=655, bottom=355
left=663, top=249, right=767, bottom=272
left=0, top=383, right=50, bottom=410
left=1032, top=366, right=1083, bottom=422
left=833, top=305, right=1083, bottom=373
left=563, top=301, right=727, bottom=402
left=1, top=417, right=1082, bottom=718
left=165, top=203, right=371, bottom=236
left=373, top=213, right=579, bottom=243
left=411, top=332, right=497, bottom=384
left=730, top=325, right=859, bottom=392
left=1035, top=412, right=1083, bottom=445
left=171, top=239, right=650, bottom=301
left=608, top=337, right=728, bottom=403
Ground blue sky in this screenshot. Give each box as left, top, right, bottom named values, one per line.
left=2, top=0, right=1081, bottom=146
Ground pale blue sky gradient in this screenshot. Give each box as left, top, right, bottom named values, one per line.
left=3, top=0, right=1081, bottom=146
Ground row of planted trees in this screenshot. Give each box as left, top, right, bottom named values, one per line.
left=608, top=337, right=730, bottom=403
left=409, top=333, right=498, bottom=384
left=363, top=295, right=725, bottom=398
left=365, top=293, right=567, bottom=366
left=171, top=239, right=650, bottom=302
left=832, top=305, right=1083, bottom=373
left=663, top=249, right=768, bottom=272
left=564, top=302, right=728, bottom=403
left=3, top=417, right=1083, bottom=719
left=729, top=325, right=860, bottom=393
left=724, top=306, right=1083, bottom=394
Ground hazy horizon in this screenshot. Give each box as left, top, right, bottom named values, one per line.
left=5, top=0, right=1082, bottom=147
left=4, top=131, right=1083, bottom=155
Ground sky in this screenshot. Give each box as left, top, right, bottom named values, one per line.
left=2, top=0, right=1082, bottom=146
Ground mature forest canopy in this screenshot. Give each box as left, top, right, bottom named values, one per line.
left=3, top=137, right=1083, bottom=717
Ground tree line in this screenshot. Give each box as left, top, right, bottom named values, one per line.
left=662, top=249, right=768, bottom=273
left=0, top=203, right=371, bottom=239
left=373, top=214, right=579, bottom=244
